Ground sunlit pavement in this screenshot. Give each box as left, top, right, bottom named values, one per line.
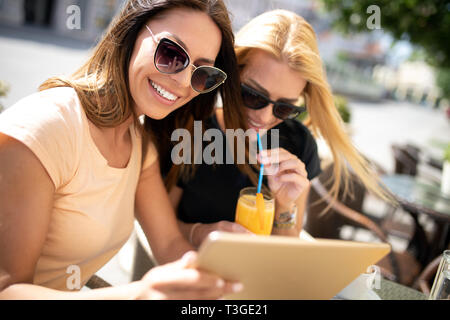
left=350, top=99, right=449, bottom=173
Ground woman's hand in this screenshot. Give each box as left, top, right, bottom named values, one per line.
left=259, top=148, right=310, bottom=209
left=137, top=251, right=243, bottom=300
left=190, top=221, right=253, bottom=248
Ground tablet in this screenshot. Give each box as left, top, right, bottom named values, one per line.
left=196, top=232, right=390, bottom=300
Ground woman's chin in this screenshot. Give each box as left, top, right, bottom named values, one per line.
left=144, top=111, right=172, bottom=120
left=136, top=103, right=179, bottom=120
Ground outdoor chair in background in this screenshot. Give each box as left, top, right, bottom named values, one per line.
left=360, top=155, right=415, bottom=241
left=392, top=143, right=420, bottom=176
left=389, top=143, right=444, bottom=259
left=426, top=156, right=444, bottom=171
left=413, top=253, right=444, bottom=295
left=305, top=164, right=422, bottom=287
left=391, top=142, right=442, bottom=182
left=305, top=162, right=414, bottom=241
left=131, top=221, right=159, bottom=282
left=304, top=165, right=366, bottom=240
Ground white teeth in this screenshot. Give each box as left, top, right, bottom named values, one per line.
left=150, top=80, right=178, bottom=101
left=249, top=118, right=264, bottom=127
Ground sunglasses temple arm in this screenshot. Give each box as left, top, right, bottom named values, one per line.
left=145, top=25, right=158, bottom=43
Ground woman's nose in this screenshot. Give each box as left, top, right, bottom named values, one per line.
left=169, top=67, right=192, bottom=89
left=253, top=104, right=275, bottom=123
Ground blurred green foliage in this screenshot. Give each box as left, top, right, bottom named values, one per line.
left=297, top=94, right=351, bottom=124
left=321, top=0, right=450, bottom=67
left=0, top=80, right=9, bottom=113
left=321, top=0, right=450, bottom=98
left=444, top=143, right=450, bottom=162
left=297, top=110, right=308, bottom=122
left=334, top=95, right=351, bottom=123
left=436, top=68, right=450, bottom=99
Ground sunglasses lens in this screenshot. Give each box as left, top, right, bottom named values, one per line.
left=191, top=66, right=227, bottom=93
left=241, top=85, right=269, bottom=109
left=273, top=103, right=296, bottom=120
left=155, top=39, right=189, bottom=74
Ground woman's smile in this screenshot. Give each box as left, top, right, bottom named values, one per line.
left=247, top=117, right=276, bottom=130
left=128, top=8, right=222, bottom=119
left=148, top=79, right=179, bottom=105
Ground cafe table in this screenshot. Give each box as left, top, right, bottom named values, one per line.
left=381, top=174, right=450, bottom=266
left=131, top=222, right=427, bottom=300
left=374, top=279, right=426, bottom=300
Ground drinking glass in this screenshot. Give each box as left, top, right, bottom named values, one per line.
left=429, top=250, right=450, bottom=300
left=235, top=187, right=275, bottom=235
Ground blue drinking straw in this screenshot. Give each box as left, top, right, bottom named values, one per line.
left=257, top=132, right=264, bottom=194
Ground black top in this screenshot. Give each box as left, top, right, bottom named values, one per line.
left=161, top=115, right=321, bottom=223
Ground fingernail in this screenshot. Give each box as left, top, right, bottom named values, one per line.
left=182, top=251, right=196, bottom=265
left=217, top=279, right=225, bottom=288
left=232, top=283, right=244, bottom=292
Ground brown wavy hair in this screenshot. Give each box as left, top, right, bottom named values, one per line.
left=141, top=1, right=248, bottom=188
left=39, top=0, right=244, bottom=180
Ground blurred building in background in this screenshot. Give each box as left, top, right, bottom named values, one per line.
left=373, top=61, right=441, bottom=107
left=0, top=0, right=316, bottom=39
left=225, top=0, right=391, bottom=102
left=226, top=0, right=444, bottom=107
left=0, top=0, right=445, bottom=108
left=0, top=0, right=122, bottom=41
left=224, top=0, right=319, bottom=30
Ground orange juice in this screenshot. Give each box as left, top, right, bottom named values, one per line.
left=235, top=188, right=275, bottom=235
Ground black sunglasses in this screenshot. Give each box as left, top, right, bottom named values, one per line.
left=241, top=84, right=307, bottom=120
left=146, top=26, right=227, bottom=94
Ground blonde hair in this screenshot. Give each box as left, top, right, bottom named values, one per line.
left=232, top=9, right=393, bottom=205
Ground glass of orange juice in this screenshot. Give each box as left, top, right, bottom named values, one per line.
left=235, top=187, right=275, bottom=235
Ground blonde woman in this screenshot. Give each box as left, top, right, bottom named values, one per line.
left=0, top=0, right=243, bottom=299
left=162, top=9, right=392, bottom=247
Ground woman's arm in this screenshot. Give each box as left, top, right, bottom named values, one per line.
left=167, top=186, right=192, bottom=243
left=272, top=184, right=310, bottom=237
left=168, top=185, right=183, bottom=210
left=2, top=252, right=241, bottom=300
left=0, top=134, right=55, bottom=295
left=259, top=148, right=311, bottom=237
left=0, top=134, right=145, bottom=299
left=169, top=186, right=252, bottom=248
left=135, top=160, right=194, bottom=264
left=0, top=134, right=240, bottom=299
